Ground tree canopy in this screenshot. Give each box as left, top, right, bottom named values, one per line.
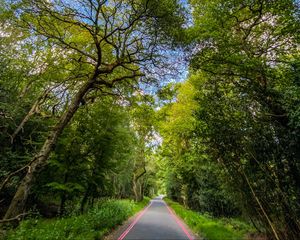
left=1, top=1, right=300, bottom=239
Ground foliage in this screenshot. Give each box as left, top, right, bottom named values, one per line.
left=165, top=199, right=255, bottom=240
left=183, top=0, right=300, bottom=239
left=1, top=0, right=300, bottom=239
left=156, top=80, right=239, bottom=217
left=155, top=1, right=300, bottom=239
left=5, top=198, right=150, bottom=240
left=0, top=0, right=187, bottom=219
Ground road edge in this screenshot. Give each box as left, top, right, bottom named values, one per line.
left=103, top=200, right=152, bottom=240
left=163, top=199, right=202, bottom=240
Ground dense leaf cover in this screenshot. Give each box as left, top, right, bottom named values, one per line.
left=1, top=1, right=300, bottom=240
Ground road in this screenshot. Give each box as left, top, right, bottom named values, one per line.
left=117, top=196, right=194, bottom=240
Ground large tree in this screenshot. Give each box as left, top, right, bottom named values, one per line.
left=3, top=0, right=185, bottom=219
left=186, top=0, right=300, bottom=239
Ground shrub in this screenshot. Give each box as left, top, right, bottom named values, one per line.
left=165, top=199, right=255, bottom=240
left=6, top=198, right=149, bottom=240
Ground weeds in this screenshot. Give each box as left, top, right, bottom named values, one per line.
left=6, top=198, right=149, bottom=240
left=165, top=199, right=256, bottom=240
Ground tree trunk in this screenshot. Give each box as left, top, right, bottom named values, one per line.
left=59, top=193, right=67, bottom=217
left=59, top=173, right=69, bottom=216
left=11, top=88, right=51, bottom=144
left=133, top=168, right=146, bottom=202
left=80, top=186, right=90, bottom=214
left=241, top=169, right=280, bottom=240
left=140, top=181, right=144, bottom=201
left=133, top=179, right=142, bottom=202
left=4, top=79, right=94, bottom=219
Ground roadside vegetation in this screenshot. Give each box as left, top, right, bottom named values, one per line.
left=1, top=1, right=300, bottom=239
left=155, top=1, right=300, bottom=239
left=0, top=0, right=182, bottom=229
left=165, top=199, right=255, bottom=240
left=5, top=198, right=149, bottom=240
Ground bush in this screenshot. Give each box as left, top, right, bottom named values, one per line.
left=6, top=198, right=149, bottom=240
left=165, top=199, right=255, bottom=240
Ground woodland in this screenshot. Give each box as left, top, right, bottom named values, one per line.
left=0, top=0, right=300, bottom=239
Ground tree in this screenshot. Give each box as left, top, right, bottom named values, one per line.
left=34, top=96, right=136, bottom=215
left=130, top=94, right=156, bottom=201
left=186, top=0, right=300, bottom=238
left=3, top=0, right=185, bottom=219
left=156, top=80, right=239, bottom=216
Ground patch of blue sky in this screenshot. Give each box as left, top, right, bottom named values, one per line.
left=139, top=47, right=188, bottom=96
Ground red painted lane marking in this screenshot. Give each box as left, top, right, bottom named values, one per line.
left=166, top=204, right=193, bottom=240
left=118, top=201, right=153, bottom=240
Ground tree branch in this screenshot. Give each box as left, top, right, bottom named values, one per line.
left=0, top=213, right=30, bottom=223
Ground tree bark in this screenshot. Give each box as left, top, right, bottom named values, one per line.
left=58, top=173, right=69, bottom=216
left=4, top=78, right=94, bottom=219
left=59, top=193, right=67, bottom=217
left=241, top=169, right=280, bottom=240
left=133, top=179, right=142, bottom=202
left=80, top=186, right=90, bottom=214
left=11, top=88, right=51, bottom=144
left=133, top=167, right=146, bottom=202
left=0, top=165, right=28, bottom=194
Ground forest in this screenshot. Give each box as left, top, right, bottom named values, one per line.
left=0, top=0, right=299, bottom=240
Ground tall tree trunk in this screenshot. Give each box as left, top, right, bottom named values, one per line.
left=139, top=180, right=144, bottom=201
left=4, top=79, right=94, bottom=219
left=133, top=178, right=141, bottom=202
left=59, top=193, right=67, bottom=217
left=80, top=186, right=90, bottom=214
left=59, top=173, right=69, bottom=216
left=11, top=88, right=51, bottom=144
left=241, top=169, right=280, bottom=240
left=133, top=168, right=146, bottom=202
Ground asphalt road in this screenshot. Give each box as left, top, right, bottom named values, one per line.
left=117, top=196, right=194, bottom=240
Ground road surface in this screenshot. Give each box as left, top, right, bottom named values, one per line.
left=117, top=196, right=194, bottom=240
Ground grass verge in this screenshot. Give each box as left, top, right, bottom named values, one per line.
left=5, top=198, right=150, bottom=240
left=165, top=198, right=256, bottom=240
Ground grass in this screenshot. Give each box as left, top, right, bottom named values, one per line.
left=165, top=199, right=256, bottom=240
left=5, top=197, right=150, bottom=240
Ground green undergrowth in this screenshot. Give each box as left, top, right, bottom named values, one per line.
left=165, top=199, right=256, bottom=240
left=5, top=197, right=150, bottom=240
